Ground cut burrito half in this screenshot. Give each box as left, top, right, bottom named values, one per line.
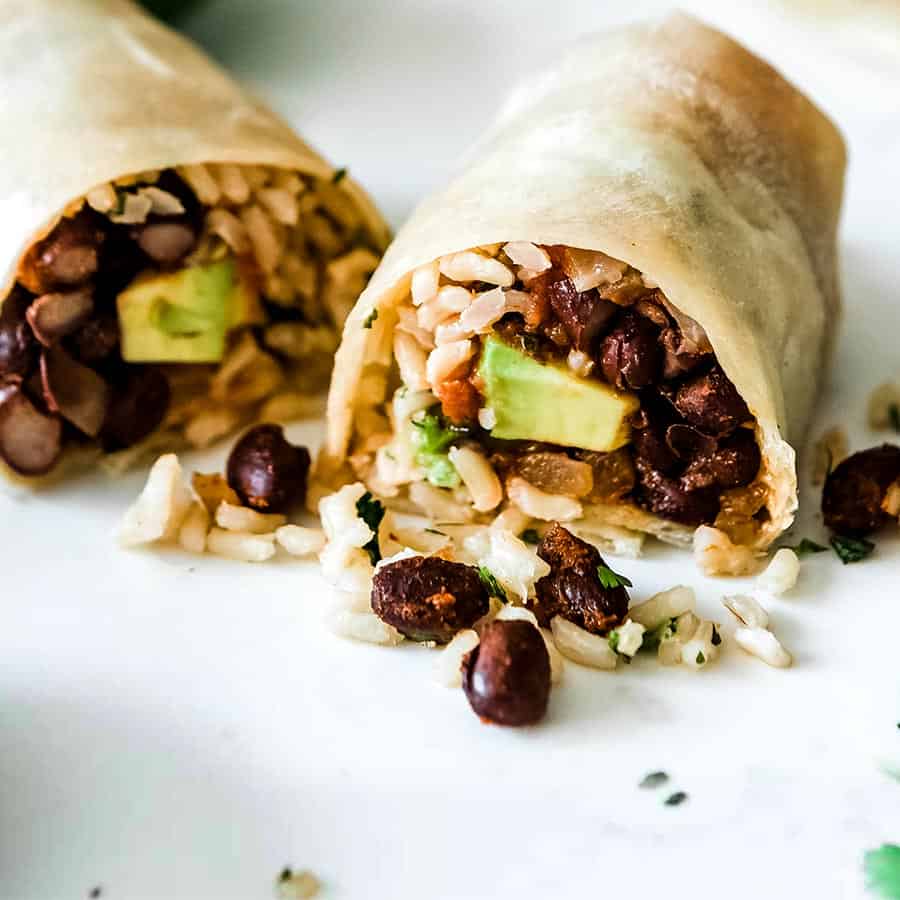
left=0, top=0, right=388, bottom=481
left=321, top=14, right=845, bottom=558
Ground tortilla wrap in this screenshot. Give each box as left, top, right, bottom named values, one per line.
left=0, top=0, right=389, bottom=483
left=321, top=13, right=846, bottom=552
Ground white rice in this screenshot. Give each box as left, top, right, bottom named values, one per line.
left=507, top=477, right=583, bottom=522
left=215, top=501, right=286, bottom=534
left=118, top=453, right=192, bottom=546
left=207, top=528, right=277, bottom=562
left=448, top=446, right=503, bottom=512
left=756, top=548, right=800, bottom=596
left=433, top=629, right=480, bottom=687
left=550, top=616, right=618, bottom=670
left=627, top=585, right=695, bottom=630
left=734, top=626, right=793, bottom=668
left=177, top=501, right=210, bottom=554
left=693, top=525, right=761, bottom=576
left=275, top=525, right=327, bottom=557
left=439, top=250, right=514, bottom=287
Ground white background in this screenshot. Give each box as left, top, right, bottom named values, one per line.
left=2, top=1, right=899, bottom=898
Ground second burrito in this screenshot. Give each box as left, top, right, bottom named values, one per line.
left=0, top=0, right=389, bottom=481
left=322, top=14, right=846, bottom=561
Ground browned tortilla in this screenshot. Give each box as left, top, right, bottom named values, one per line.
left=322, top=13, right=846, bottom=551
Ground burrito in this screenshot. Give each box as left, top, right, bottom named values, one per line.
left=0, top=0, right=388, bottom=481
left=321, top=14, right=846, bottom=557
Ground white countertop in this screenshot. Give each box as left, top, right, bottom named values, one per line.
left=2, top=1, right=899, bottom=898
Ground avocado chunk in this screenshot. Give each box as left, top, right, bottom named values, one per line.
left=117, top=259, right=264, bottom=364
left=478, top=336, right=639, bottom=452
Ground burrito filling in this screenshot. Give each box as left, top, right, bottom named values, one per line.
left=355, top=244, right=767, bottom=544
left=0, top=165, right=381, bottom=477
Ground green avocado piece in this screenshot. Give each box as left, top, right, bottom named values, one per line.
left=117, top=259, right=263, bottom=364
left=478, top=335, right=639, bottom=452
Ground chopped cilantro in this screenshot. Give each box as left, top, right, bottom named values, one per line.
left=696, top=650, right=706, bottom=665
left=331, top=167, right=348, bottom=184
left=711, top=624, right=722, bottom=647
left=830, top=534, right=875, bottom=565
left=520, top=528, right=541, bottom=545
left=639, top=771, right=669, bottom=790
left=279, top=867, right=293, bottom=883
left=789, top=538, right=829, bottom=558
left=478, top=566, right=507, bottom=602
left=363, top=307, right=378, bottom=329
left=864, top=844, right=900, bottom=899
left=597, top=564, right=633, bottom=590
left=890, top=404, right=900, bottom=434
left=608, top=630, right=620, bottom=653
left=355, top=491, right=385, bottom=565
left=664, top=791, right=688, bottom=807
left=411, top=407, right=467, bottom=488
left=425, top=528, right=446, bottom=536
left=642, top=617, right=678, bottom=652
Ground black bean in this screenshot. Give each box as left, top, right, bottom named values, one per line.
left=822, top=445, right=900, bottom=536
left=101, top=368, right=170, bottom=451
left=634, top=459, right=720, bottom=526
left=680, top=429, right=761, bottom=492
left=18, top=210, right=105, bottom=295
left=69, top=315, right=120, bottom=365
left=0, top=379, right=63, bottom=476
left=546, top=276, right=617, bottom=353
left=600, top=309, right=662, bottom=391
left=665, top=423, right=718, bottom=460
left=133, top=220, right=197, bottom=267
left=674, top=365, right=749, bottom=436
left=661, top=326, right=705, bottom=380
left=0, top=287, right=39, bottom=378
left=531, top=522, right=629, bottom=633
left=226, top=424, right=310, bottom=513
left=631, top=409, right=679, bottom=474
left=26, top=288, right=94, bottom=346
left=371, top=555, right=489, bottom=643
left=461, top=620, right=550, bottom=726
left=39, top=346, right=110, bottom=438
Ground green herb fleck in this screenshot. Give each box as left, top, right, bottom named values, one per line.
left=608, top=630, right=620, bottom=653
left=478, top=566, right=507, bottom=602
left=864, top=844, right=900, bottom=899
left=279, top=867, right=293, bottom=883
left=411, top=407, right=469, bottom=488
left=664, top=791, right=688, bottom=807
left=696, top=650, right=706, bottom=665
left=890, top=404, right=900, bottom=434
left=520, top=528, right=541, bottom=545
left=331, top=167, right=348, bottom=184
left=355, top=491, right=385, bottom=565
left=788, top=538, right=829, bottom=558
left=639, top=771, right=669, bottom=790
left=642, top=617, right=678, bottom=652
left=831, top=534, right=875, bottom=565
left=711, top=625, right=722, bottom=647
left=425, top=528, right=446, bottom=536
left=363, top=308, right=378, bottom=329
left=597, top=564, right=633, bottom=590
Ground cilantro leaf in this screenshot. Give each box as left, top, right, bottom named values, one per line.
left=864, top=844, right=900, bottom=899
left=664, top=791, right=688, bottom=807
left=639, top=771, right=669, bottom=790
left=478, top=566, right=507, bottom=602
left=642, top=617, right=678, bottom=652
left=411, top=407, right=467, bottom=488
left=363, top=308, right=378, bottom=329
left=355, top=491, right=385, bottom=565
left=597, top=564, right=633, bottom=590
left=711, top=624, right=722, bottom=647
left=520, top=528, right=541, bottom=545
left=696, top=650, right=706, bottom=665
left=331, top=167, right=348, bottom=184
left=890, top=404, right=900, bottom=434
left=830, top=534, right=875, bottom=565
left=788, top=538, right=829, bottom=558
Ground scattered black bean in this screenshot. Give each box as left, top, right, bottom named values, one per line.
left=461, top=620, right=550, bottom=726
left=371, top=555, right=488, bottom=643
left=39, top=345, right=110, bottom=437
left=531, top=523, right=629, bottom=633
left=26, top=287, right=94, bottom=346
left=546, top=277, right=617, bottom=353
left=680, top=429, right=761, bottom=492
left=226, top=424, right=310, bottom=513
left=69, top=315, right=120, bottom=365
left=133, top=220, right=197, bottom=267
left=822, top=445, right=900, bottom=536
